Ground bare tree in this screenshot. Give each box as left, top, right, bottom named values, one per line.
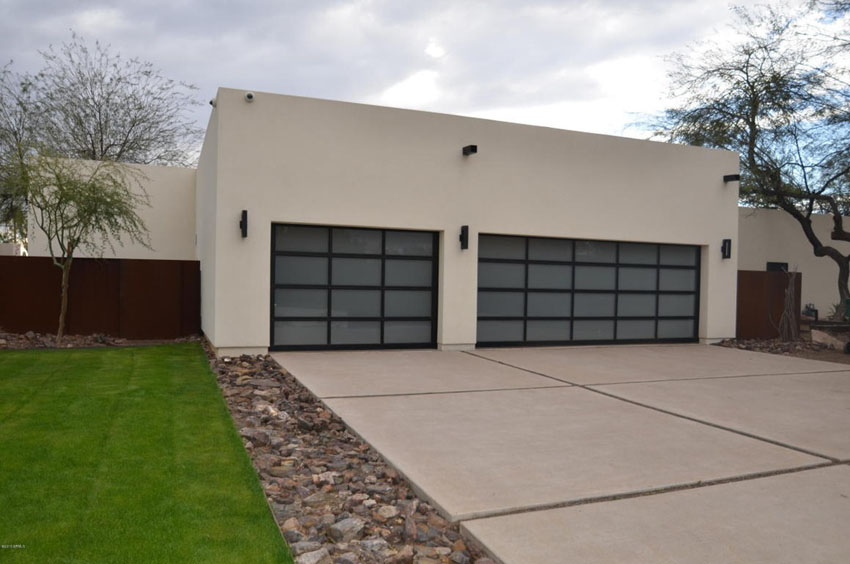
left=34, top=33, right=202, bottom=166
left=0, top=33, right=201, bottom=243
left=657, top=4, right=850, bottom=316
left=24, top=156, right=150, bottom=345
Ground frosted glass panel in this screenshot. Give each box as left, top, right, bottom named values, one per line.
left=477, top=320, right=524, bottom=342
left=574, top=293, right=616, bottom=316
left=479, top=235, right=525, bottom=259
left=573, top=320, right=614, bottom=340
left=659, top=269, right=696, bottom=291
left=478, top=291, right=524, bottom=317
left=528, top=238, right=572, bottom=261
left=527, top=293, right=571, bottom=317
left=276, top=256, right=327, bottom=285
left=385, top=291, right=431, bottom=317
left=275, top=225, right=327, bottom=252
left=274, top=321, right=327, bottom=345
left=617, top=320, right=655, bottom=340
left=658, top=319, right=695, bottom=338
left=575, top=241, right=616, bottom=263
left=528, top=264, right=572, bottom=289
left=331, top=321, right=381, bottom=344
left=618, top=294, right=656, bottom=317
left=332, top=228, right=382, bottom=254
left=619, top=243, right=657, bottom=264
left=478, top=263, right=525, bottom=288
left=275, top=289, right=327, bottom=317
left=384, top=321, right=431, bottom=343
left=660, top=245, right=697, bottom=266
left=575, top=266, right=616, bottom=290
left=527, top=321, right=571, bottom=341
left=386, top=231, right=433, bottom=256
left=619, top=267, right=656, bottom=291
left=385, top=260, right=431, bottom=286
left=332, top=258, right=381, bottom=286
left=331, top=290, right=380, bottom=317
left=659, top=294, right=695, bottom=316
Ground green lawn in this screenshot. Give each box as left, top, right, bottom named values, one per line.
left=0, top=343, right=292, bottom=563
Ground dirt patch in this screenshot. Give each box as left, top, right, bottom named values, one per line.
left=0, top=330, right=200, bottom=350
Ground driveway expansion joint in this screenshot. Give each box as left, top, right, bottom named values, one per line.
left=586, top=386, right=840, bottom=462
left=587, top=368, right=850, bottom=387
left=464, top=351, right=578, bottom=386
left=454, top=460, right=841, bottom=523
left=469, top=351, right=841, bottom=463
left=321, top=383, right=571, bottom=400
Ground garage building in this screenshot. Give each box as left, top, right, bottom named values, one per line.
left=194, top=88, right=738, bottom=356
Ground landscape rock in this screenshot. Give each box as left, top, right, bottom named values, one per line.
left=328, top=517, right=366, bottom=542
left=334, top=553, right=360, bottom=564
left=716, top=337, right=835, bottom=355
left=811, top=329, right=844, bottom=349
left=207, top=344, right=489, bottom=564
left=296, top=547, right=331, bottom=564
left=291, top=541, right=324, bottom=555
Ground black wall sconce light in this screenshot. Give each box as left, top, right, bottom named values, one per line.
left=721, top=238, right=732, bottom=259
left=723, top=174, right=741, bottom=183
left=462, top=145, right=478, bottom=156
left=459, top=225, right=469, bottom=250
left=239, top=210, right=248, bottom=238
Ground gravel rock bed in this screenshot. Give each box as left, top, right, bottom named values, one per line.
left=715, top=338, right=836, bottom=355
left=209, top=349, right=493, bottom=564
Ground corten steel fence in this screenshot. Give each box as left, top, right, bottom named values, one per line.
left=0, top=256, right=200, bottom=339
left=737, top=270, right=801, bottom=339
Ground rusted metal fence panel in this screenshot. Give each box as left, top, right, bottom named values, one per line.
left=737, top=270, right=801, bottom=339
left=0, top=256, right=200, bottom=339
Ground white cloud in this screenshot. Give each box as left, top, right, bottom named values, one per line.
left=0, top=0, right=804, bottom=139
left=73, top=8, right=129, bottom=34
left=378, top=69, right=441, bottom=108
left=425, top=37, right=446, bottom=59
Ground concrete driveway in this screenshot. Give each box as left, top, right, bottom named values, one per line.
left=272, top=344, right=850, bottom=563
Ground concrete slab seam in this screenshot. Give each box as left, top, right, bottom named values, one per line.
left=586, top=386, right=840, bottom=462
left=453, top=460, right=838, bottom=523
left=320, top=383, right=572, bottom=400
left=463, top=351, right=579, bottom=385
left=468, top=352, right=841, bottom=462
left=587, top=368, right=850, bottom=387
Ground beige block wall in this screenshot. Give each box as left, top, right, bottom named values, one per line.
left=28, top=161, right=196, bottom=261
left=738, top=208, right=850, bottom=316
left=202, top=88, right=740, bottom=353
left=0, top=242, right=26, bottom=256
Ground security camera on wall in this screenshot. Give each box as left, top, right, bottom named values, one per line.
left=245, top=92, right=255, bottom=102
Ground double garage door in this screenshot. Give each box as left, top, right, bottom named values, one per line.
left=271, top=224, right=438, bottom=350
left=477, top=235, right=699, bottom=345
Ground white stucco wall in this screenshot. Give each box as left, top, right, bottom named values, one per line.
left=738, top=207, right=850, bottom=316
left=196, top=109, right=220, bottom=344
left=28, top=161, right=196, bottom=261
left=200, top=88, right=740, bottom=354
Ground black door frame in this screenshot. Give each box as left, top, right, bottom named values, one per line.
left=476, top=234, right=701, bottom=347
left=269, top=223, right=439, bottom=351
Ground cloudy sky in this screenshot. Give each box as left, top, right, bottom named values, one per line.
left=0, top=0, right=793, bottom=139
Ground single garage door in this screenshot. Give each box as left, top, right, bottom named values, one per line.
left=477, top=235, right=699, bottom=345
left=271, top=224, right=438, bottom=350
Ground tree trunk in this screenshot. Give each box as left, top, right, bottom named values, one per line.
left=56, top=258, right=72, bottom=346
left=837, top=258, right=850, bottom=320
